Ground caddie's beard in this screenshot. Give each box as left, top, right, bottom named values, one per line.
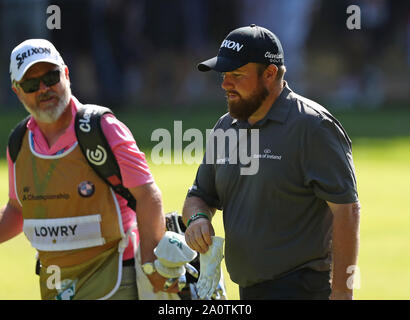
left=226, top=83, right=269, bottom=121
left=23, top=87, right=71, bottom=124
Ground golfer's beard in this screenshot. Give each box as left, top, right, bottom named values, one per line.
left=24, top=87, right=71, bottom=124
left=227, top=85, right=269, bottom=121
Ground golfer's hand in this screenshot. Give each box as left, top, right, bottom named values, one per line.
left=185, top=218, right=215, bottom=254
left=147, top=272, right=180, bottom=294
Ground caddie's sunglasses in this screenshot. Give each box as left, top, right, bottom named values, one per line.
left=17, top=70, right=61, bottom=93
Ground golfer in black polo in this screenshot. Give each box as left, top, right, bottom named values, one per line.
left=182, top=25, right=360, bottom=300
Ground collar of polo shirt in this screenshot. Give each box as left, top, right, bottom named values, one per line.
left=230, top=81, right=292, bottom=127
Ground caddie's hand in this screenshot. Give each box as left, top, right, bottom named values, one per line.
left=330, top=291, right=353, bottom=300
left=147, top=272, right=180, bottom=294
left=185, top=218, right=215, bottom=254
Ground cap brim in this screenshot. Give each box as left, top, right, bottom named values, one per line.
left=197, top=56, right=246, bottom=72
left=13, top=58, right=62, bottom=82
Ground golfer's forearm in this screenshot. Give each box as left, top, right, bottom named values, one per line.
left=329, top=202, right=360, bottom=296
left=332, top=233, right=359, bottom=294
left=182, top=196, right=216, bottom=226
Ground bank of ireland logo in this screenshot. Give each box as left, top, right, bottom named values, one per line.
left=86, top=145, right=107, bottom=166
left=78, top=181, right=95, bottom=197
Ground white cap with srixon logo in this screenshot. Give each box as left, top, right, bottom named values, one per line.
left=10, top=39, right=65, bottom=82
left=198, top=24, right=284, bottom=72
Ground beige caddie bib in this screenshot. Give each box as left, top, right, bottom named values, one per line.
left=15, top=130, right=126, bottom=300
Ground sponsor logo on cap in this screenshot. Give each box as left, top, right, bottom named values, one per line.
left=15, top=47, right=52, bottom=69
left=264, top=51, right=283, bottom=63
left=220, top=40, right=244, bottom=52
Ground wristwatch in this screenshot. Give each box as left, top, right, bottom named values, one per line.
left=141, top=262, right=156, bottom=275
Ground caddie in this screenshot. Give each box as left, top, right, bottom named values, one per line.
left=183, top=25, right=361, bottom=300
left=0, top=38, right=182, bottom=299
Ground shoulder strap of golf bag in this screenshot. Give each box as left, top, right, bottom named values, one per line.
left=7, top=105, right=136, bottom=211
left=8, top=115, right=31, bottom=163
left=74, top=104, right=136, bottom=211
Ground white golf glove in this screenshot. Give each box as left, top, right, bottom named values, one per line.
left=153, top=231, right=198, bottom=291
left=157, top=263, right=199, bottom=291
left=197, top=236, right=224, bottom=299
left=154, top=231, right=197, bottom=267
left=154, top=259, right=186, bottom=278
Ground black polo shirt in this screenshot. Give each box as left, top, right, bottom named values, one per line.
left=187, top=82, right=358, bottom=287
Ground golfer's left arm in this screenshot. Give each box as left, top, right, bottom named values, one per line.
left=327, top=201, right=360, bottom=300
left=130, top=182, right=179, bottom=293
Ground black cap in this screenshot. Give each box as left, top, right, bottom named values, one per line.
left=198, top=24, right=284, bottom=72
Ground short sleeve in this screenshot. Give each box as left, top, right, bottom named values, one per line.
left=186, top=117, right=228, bottom=210
left=100, top=114, right=154, bottom=188
left=187, top=156, right=222, bottom=210
left=303, top=117, right=358, bottom=204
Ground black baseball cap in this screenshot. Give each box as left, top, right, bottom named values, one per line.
left=198, top=24, right=284, bottom=72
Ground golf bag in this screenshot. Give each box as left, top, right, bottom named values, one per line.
left=165, top=211, right=227, bottom=300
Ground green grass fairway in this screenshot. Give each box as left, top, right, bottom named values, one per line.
left=0, top=161, right=40, bottom=299
left=349, top=138, right=410, bottom=299
left=0, top=108, right=409, bottom=300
